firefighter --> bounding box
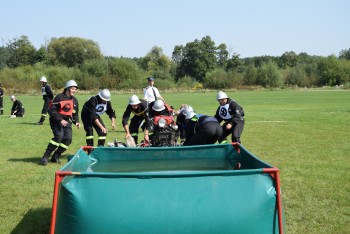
[36,76,54,125]
[175,104,193,143]
[214,91,245,143]
[40,80,80,165]
[0,83,4,115]
[10,95,25,117]
[122,95,151,144]
[144,100,173,143]
[81,89,116,147]
[183,107,223,146]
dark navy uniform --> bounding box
[81,95,116,146]
[11,99,25,117]
[214,98,245,143]
[184,115,223,146]
[42,91,79,163]
[122,99,151,144]
[37,82,54,124]
[0,84,4,115]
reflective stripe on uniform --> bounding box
[59,143,69,149]
[98,136,106,140]
[50,140,60,146]
[86,136,94,140]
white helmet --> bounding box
[65,80,78,89]
[184,106,196,119]
[217,91,228,100]
[180,105,193,114]
[10,95,15,100]
[129,95,141,105]
[152,100,165,112]
[39,76,47,82]
[98,89,111,101]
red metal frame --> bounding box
[50,171,81,234]
[263,168,284,234]
[231,142,284,234]
[50,144,284,234]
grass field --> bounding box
[0,89,349,234]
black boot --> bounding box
[36,116,45,125]
[50,153,61,164]
[0,109,3,115]
[41,143,57,165]
[40,155,50,166]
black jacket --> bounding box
[214,98,244,124]
[42,83,54,100]
[185,115,218,140]
[11,100,24,115]
[81,95,116,122]
[49,92,79,124]
[122,99,150,127]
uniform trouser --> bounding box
[184,122,223,146]
[0,97,3,115]
[39,98,51,122]
[129,116,145,144]
[83,117,107,146]
[13,108,25,117]
[43,119,72,158]
[176,113,186,140]
[219,119,245,143]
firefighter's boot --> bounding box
[50,153,61,164]
[36,116,45,125]
[40,154,50,166]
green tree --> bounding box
[226,53,244,72]
[46,37,103,67]
[339,48,350,60]
[140,46,172,80]
[6,35,37,68]
[317,55,348,86]
[216,43,229,68]
[284,65,307,87]
[34,46,47,64]
[0,46,10,69]
[171,45,184,64]
[174,36,218,82]
[278,51,299,68]
[107,57,145,90]
[203,68,230,89]
[243,65,257,85]
[81,58,109,77]
[257,61,283,87]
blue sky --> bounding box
[1,0,349,58]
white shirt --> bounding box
[143,86,161,103]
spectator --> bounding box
[143,77,164,103]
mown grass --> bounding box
[0,89,349,234]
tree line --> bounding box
[0,35,349,93]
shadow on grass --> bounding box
[10,208,51,234]
[8,156,69,165]
[8,157,42,164]
[17,121,46,125]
